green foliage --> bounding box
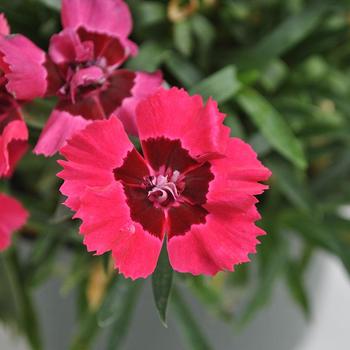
[152,241,174,326]
[1,0,350,348]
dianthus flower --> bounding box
[0,13,47,177]
[0,192,28,251]
[34,0,162,156]
[58,88,271,279]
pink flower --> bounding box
[0,13,46,177]
[0,93,28,177]
[58,88,271,279]
[34,0,162,157]
[0,192,28,251]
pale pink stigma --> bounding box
[147,170,182,205]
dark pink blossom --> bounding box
[0,192,28,251]
[58,88,271,279]
[34,0,162,157]
[0,13,46,177]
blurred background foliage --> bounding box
[1,0,350,349]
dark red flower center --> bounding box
[114,137,214,240]
[52,28,134,121]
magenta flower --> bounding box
[0,13,47,177]
[34,0,162,157]
[0,192,28,251]
[58,88,271,279]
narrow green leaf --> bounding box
[106,283,142,350]
[239,236,287,325]
[285,259,310,318]
[233,4,329,70]
[174,20,193,57]
[152,241,174,327]
[172,287,212,350]
[237,88,307,169]
[36,0,61,11]
[165,52,203,87]
[98,276,137,328]
[126,41,169,72]
[190,65,241,103]
[131,1,166,28]
[267,158,313,212]
[5,248,43,350]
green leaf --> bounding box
[174,20,193,57]
[106,282,142,350]
[152,241,174,327]
[126,41,169,72]
[130,1,166,28]
[233,4,329,70]
[165,52,203,87]
[98,277,140,328]
[267,158,313,212]
[172,287,212,350]
[237,88,307,169]
[285,259,310,318]
[4,248,43,350]
[239,236,287,325]
[36,0,60,11]
[190,65,241,103]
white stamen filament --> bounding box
[147,172,181,204]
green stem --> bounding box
[5,247,43,350]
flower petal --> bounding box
[0,13,10,36]
[49,28,93,65]
[76,183,162,279]
[0,35,47,100]
[167,205,264,275]
[34,109,90,157]
[62,0,133,40]
[57,117,134,210]
[167,138,271,275]
[116,70,163,135]
[0,193,28,251]
[208,138,272,201]
[0,118,28,178]
[136,87,230,158]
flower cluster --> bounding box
[0,0,271,279]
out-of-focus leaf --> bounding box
[248,133,271,157]
[260,59,288,92]
[239,236,287,325]
[267,158,313,212]
[190,65,241,103]
[0,255,20,326]
[165,52,203,87]
[312,147,350,194]
[152,242,174,327]
[237,88,307,169]
[285,259,310,317]
[24,228,63,287]
[36,0,60,11]
[126,41,169,72]
[98,277,139,328]
[172,287,213,350]
[174,19,193,56]
[130,1,166,28]
[232,4,329,70]
[106,282,142,350]
[280,210,350,275]
[5,249,43,350]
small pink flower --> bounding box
[0,192,28,251]
[0,13,45,177]
[0,93,28,177]
[58,88,271,279]
[34,0,162,157]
